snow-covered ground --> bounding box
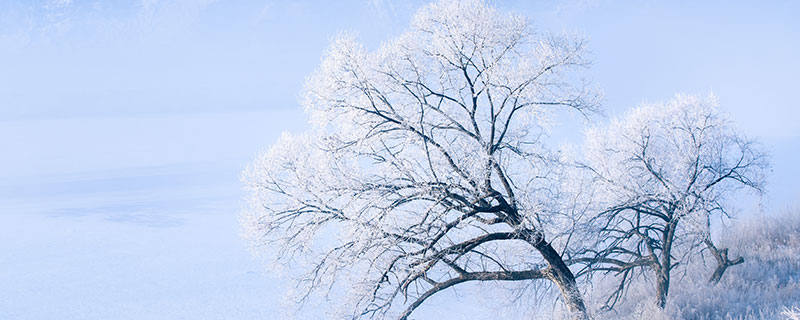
[0,111,298,319]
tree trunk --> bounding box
[533,239,589,320]
[704,239,744,284]
[655,221,675,309]
[655,269,669,309]
[709,257,743,284]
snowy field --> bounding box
[0,112,294,319]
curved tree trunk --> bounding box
[536,241,589,320]
[522,229,588,320]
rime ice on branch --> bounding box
[241,0,599,319]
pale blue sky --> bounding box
[0,1,798,319]
[1,0,797,205]
[1,1,797,132]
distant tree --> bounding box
[241,1,599,319]
[578,94,768,309]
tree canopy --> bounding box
[242,0,599,319]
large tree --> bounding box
[578,94,768,309]
[241,0,599,319]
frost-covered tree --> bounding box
[241,1,600,319]
[579,94,768,309]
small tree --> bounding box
[242,1,599,319]
[579,94,768,309]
